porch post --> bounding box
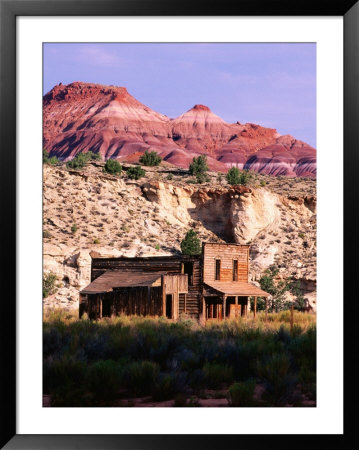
[202,295,206,322]
[254,297,257,319]
[223,295,227,319]
[161,275,166,317]
[99,297,103,319]
[235,296,238,318]
[265,297,268,322]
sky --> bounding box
[43,43,316,147]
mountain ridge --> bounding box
[43,81,316,177]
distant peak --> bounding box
[191,104,211,112]
[43,81,131,105]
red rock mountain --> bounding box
[43,82,316,177]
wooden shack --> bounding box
[79,243,270,321]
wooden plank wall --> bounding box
[163,274,188,294]
[86,286,163,319]
[203,243,249,283]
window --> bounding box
[233,260,238,281]
[215,259,221,280]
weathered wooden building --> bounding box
[80,243,270,321]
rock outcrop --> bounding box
[43,82,316,177]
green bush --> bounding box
[139,150,162,166]
[43,149,59,165]
[123,360,159,396]
[127,166,146,180]
[71,223,77,234]
[104,159,122,175]
[229,379,256,406]
[87,360,121,399]
[152,373,180,401]
[195,173,210,184]
[189,155,208,177]
[203,362,234,389]
[43,272,58,298]
[66,153,88,169]
[86,150,101,161]
[180,229,201,256]
[256,352,294,405]
[226,167,252,186]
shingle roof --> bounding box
[204,281,270,297]
[81,270,166,294]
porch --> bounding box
[202,281,270,320]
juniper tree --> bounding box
[180,229,201,256]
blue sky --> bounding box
[43,43,316,146]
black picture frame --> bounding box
[1,0,357,448]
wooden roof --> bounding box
[204,281,270,297]
[81,270,166,294]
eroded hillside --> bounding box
[43,163,316,310]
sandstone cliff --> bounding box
[43,164,316,310]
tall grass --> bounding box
[43,309,316,406]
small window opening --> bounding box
[233,260,238,281]
[215,259,221,280]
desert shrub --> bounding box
[87,360,121,399]
[256,352,295,405]
[71,223,77,233]
[180,229,201,255]
[226,167,253,186]
[43,272,58,298]
[260,180,266,187]
[66,153,88,169]
[174,393,187,407]
[86,150,101,161]
[203,362,234,389]
[195,172,210,184]
[229,379,256,406]
[139,150,162,166]
[104,159,122,175]
[43,230,52,239]
[127,166,146,180]
[44,355,87,393]
[166,173,174,181]
[151,372,185,401]
[123,360,160,396]
[50,385,93,407]
[43,149,59,165]
[43,327,68,358]
[189,155,208,177]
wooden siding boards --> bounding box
[202,243,249,284]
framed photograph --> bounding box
[1,0,356,448]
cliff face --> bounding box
[43,82,316,177]
[42,164,316,311]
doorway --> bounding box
[166,294,173,319]
[182,262,193,285]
